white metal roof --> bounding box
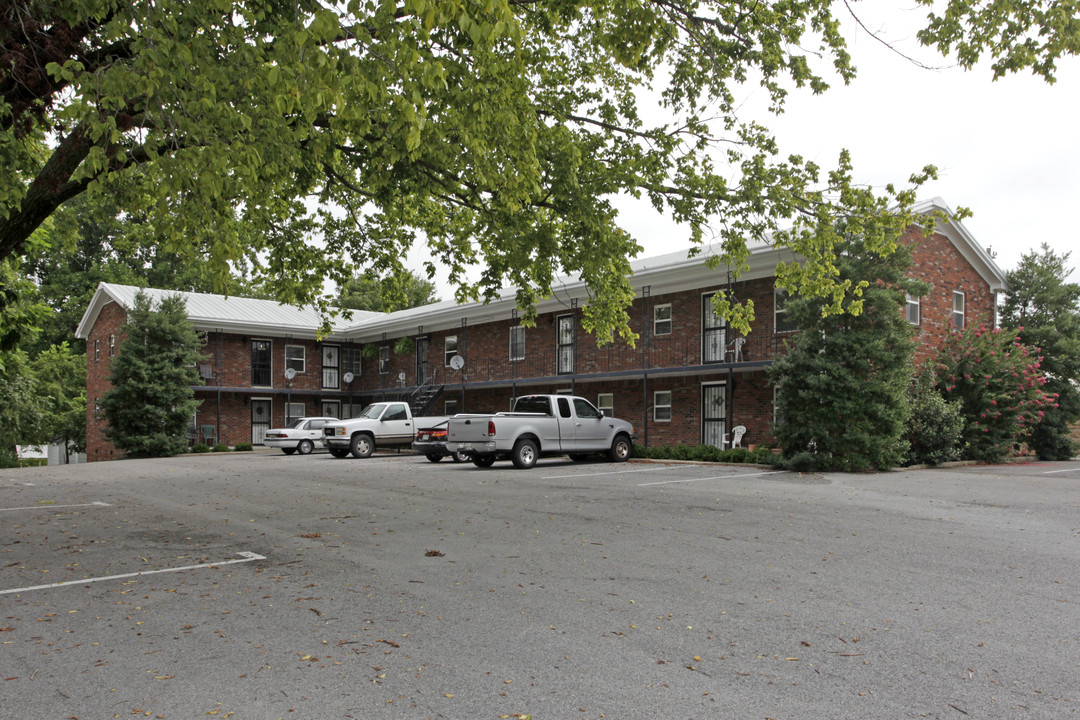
[75,283,381,340]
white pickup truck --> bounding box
[445,394,635,469]
[322,401,446,458]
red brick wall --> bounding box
[85,302,128,462]
[905,227,997,363]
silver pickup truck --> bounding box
[445,394,634,469]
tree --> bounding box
[20,192,230,355]
[999,244,1080,460]
[100,291,202,457]
[3,2,1076,341]
[32,342,87,459]
[338,270,439,313]
[0,349,46,467]
[936,323,1050,463]
[769,234,926,471]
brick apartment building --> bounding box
[75,198,1007,462]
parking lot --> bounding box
[2,453,1079,719]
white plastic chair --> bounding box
[730,425,746,448]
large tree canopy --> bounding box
[3,1,1077,339]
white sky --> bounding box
[415,5,1080,300]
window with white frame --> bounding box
[654,390,672,422]
[509,326,525,360]
[285,344,305,373]
[444,335,458,366]
[109,334,115,356]
[775,286,798,333]
[597,393,613,416]
[94,339,100,361]
[952,291,965,330]
[906,294,921,325]
[653,303,672,335]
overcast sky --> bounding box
[622,4,1079,277]
[417,5,1080,300]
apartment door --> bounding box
[416,337,431,384]
[251,398,272,444]
[702,383,727,448]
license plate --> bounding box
[457,443,473,451]
[419,434,430,441]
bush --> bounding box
[905,365,963,466]
[190,443,210,453]
[234,442,253,452]
[782,451,831,473]
[211,443,230,452]
[630,443,776,465]
[937,323,1050,463]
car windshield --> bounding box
[358,404,386,419]
[285,418,306,429]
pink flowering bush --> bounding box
[936,322,1050,463]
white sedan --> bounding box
[263,417,338,455]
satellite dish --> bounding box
[343,372,354,384]
[284,367,297,380]
[450,354,465,370]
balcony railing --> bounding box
[439,332,786,386]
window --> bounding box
[342,345,362,379]
[654,391,672,422]
[445,399,459,415]
[444,336,458,366]
[775,286,798,333]
[509,326,525,360]
[379,345,390,374]
[286,402,305,425]
[556,315,574,374]
[94,339,100,362]
[108,334,116,356]
[906,294,921,325]
[952,291,965,330]
[251,339,272,387]
[702,292,727,363]
[285,344,305,373]
[322,345,339,389]
[597,393,613,416]
[653,304,672,336]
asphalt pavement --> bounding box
[2,452,1078,719]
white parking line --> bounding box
[0,552,266,595]
[0,501,111,513]
[543,465,686,480]
[638,470,787,486]
[1042,466,1080,474]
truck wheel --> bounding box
[350,433,374,459]
[328,447,350,458]
[472,454,496,468]
[511,439,538,469]
[451,451,466,463]
[297,439,314,455]
[426,454,443,463]
[609,434,632,463]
